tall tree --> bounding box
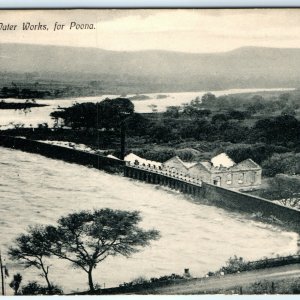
[45,209,160,293]
[8,226,54,293]
[50,97,134,130]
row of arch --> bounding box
[124,165,203,197]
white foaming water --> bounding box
[0,88,295,129]
[0,147,298,293]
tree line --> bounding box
[49,93,300,176]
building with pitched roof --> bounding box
[162,153,262,190]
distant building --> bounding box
[162,153,262,190]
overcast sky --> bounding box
[1,9,300,53]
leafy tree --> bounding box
[150,124,175,142]
[8,226,55,293]
[201,92,216,106]
[219,255,249,274]
[262,152,300,176]
[9,273,22,295]
[179,123,199,139]
[279,93,291,105]
[148,104,158,113]
[164,106,180,118]
[50,98,134,130]
[281,106,296,117]
[125,113,151,136]
[245,95,266,114]
[258,175,300,210]
[227,109,247,120]
[212,113,229,124]
[97,98,134,129]
[253,115,300,145]
[45,209,160,293]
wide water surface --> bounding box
[0,147,298,293]
[0,88,294,129]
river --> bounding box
[0,88,295,129]
[0,147,298,293]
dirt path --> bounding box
[138,264,300,294]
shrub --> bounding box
[262,152,300,177]
[219,255,250,274]
[246,280,276,294]
[21,281,63,295]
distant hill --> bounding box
[1,43,300,92]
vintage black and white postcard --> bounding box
[0,8,299,296]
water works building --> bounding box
[162,153,262,191]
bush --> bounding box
[262,152,300,176]
[219,255,250,274]
[247,280,276,294]
[21,281,63,295]
[134,149,176,162]
[175,148,200,161]
[220,143,289,165]
[119,273,185,289]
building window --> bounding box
[226,173,232,185]
[213,176,221,186]
[238,173,244,184]
[250,171,255,184]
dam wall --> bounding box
[0,135,125,173]
[125,165,300,230]
[1,135,299,230]
[201,182,300,229]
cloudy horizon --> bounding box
[1,9,300,53]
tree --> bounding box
[227,109,246,120]
[8,226,54,294]
[201,92,216,106]
[9,273,22,295]
[219,255,249,274]
[212,113,228,123]
[258,175,300,210]
[253,115,300,145]
[149,123,175,142]
[45,209,160,293]
[50,98,134,130]
[281,105,296,117]
[148,104,158,113]
[97,98,134,129]
[164,106,180,118]
[125,113,151,136]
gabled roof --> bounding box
[211,153,235,168]
[198,161,212,171]
[231,158,261,171]
[163,156,198,169]
[182,162,198,168]
[163,156,189,169]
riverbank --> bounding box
[0,101,48,110]
[71,256,300,295]
[116,263,300,295]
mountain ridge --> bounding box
[1,43,300,91]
